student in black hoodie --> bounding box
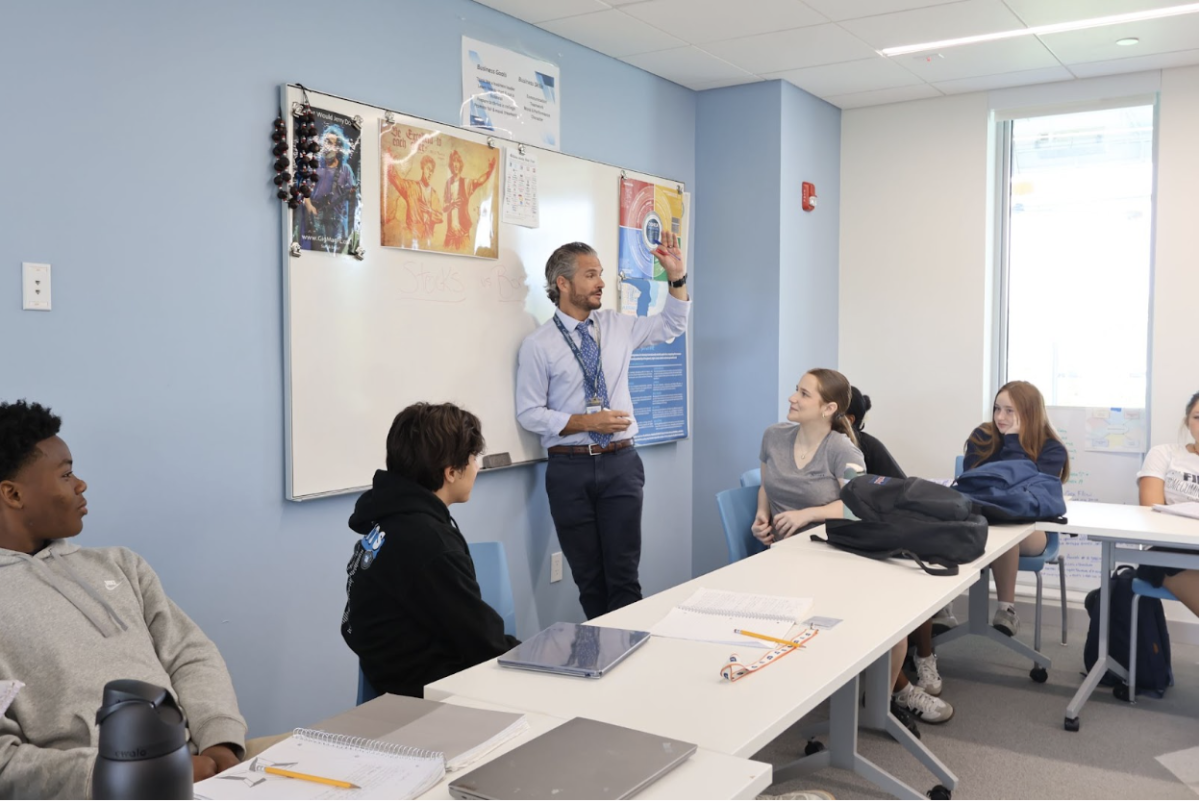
[341,402,519,698]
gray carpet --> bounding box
[754,626,1199,799]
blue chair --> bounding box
[740,468,761,487]
[357,540,517,705]
[717,486,767,563]
[954,455,1068,649]
[467,541,517,637]
[1128,578,1177,702]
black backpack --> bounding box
[812,475,989,576]
[1084,566,1173,698]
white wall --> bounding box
[839,68,1199,478]
[838,92,992,478]
[1150,67,1200,445]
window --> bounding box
[998,104,1155,408]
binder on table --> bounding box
[448,716,697,800]
[193,727,444,800]
[310,694,528,771]
[650,588,813,646]
[496,622,650,678]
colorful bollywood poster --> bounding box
[292,107,362,256]
[618,178,689,446]
[380,122,499,259]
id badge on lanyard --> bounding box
[586,396,604,415]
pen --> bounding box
[263,765,360,789]
[733,628,810,648]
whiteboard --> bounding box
[1018,406,1145,593]
[281,86,685,500]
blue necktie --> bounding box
[577,319,611,447]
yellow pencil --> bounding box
[733,628,804,648]
[264,765,360,789]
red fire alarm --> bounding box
[802,182,817,212]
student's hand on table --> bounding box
[772,509,813,539]
[193,744,240,781]
[752,511,774,544]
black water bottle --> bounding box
[92,679,193,800]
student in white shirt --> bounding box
[1135,392,1199,615]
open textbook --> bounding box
[650,588,813,647]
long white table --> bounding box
[422,696,772,800]
[1036,501,1199,731]
[429,522,1035,798]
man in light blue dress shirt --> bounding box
[515,236,690,618]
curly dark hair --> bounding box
[0,400,62,482]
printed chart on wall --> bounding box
[617,177,688,446]
[1016,407,1146,594]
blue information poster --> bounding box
[618,177,689,446]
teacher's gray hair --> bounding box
[545,242,596,305]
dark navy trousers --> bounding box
[545,446,645,620]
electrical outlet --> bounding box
[22,262,51,311]
[550,552,563,583]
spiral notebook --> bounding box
[194,728,444,800]
[650,588,813,647]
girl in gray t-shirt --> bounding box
[752,371,864,544]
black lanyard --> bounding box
[553,314,604,402]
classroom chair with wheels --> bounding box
[356,540,517,705]
[954,455,1068,655]
[740,467,761,487]
[717,485,767,564]
[1124,578,1178,703]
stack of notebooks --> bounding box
[194,695,527,800]
[650,588,813,647]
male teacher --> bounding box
[516,234,690,619]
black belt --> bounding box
[547,439,635,456]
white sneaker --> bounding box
[895,683,954,723]
[914,653,943,696]
[931,604,958,632]
[992,606,1020,637]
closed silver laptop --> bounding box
[496,622,650,678]
[449,717,697,800]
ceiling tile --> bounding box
[894,35,1061,81]
[692,75,769,91]
[1039,15,1200,64]
[839,0,1027,50]
[932,65,1074,93]
[765,57,926,96]
[1068,47,1200,76]
[621,0,827,43]
[802,0,965,22]
[538,9,687,57]
[823,83,944,107]
[704,23,878,74]
[621,46,757,88]
[472,0,609,24]
[1000,0,1190,27]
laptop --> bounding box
[448,717,697,800]
[496,622,650,678]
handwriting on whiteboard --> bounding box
[397,260,528,304]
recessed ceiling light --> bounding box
[880,3,1197,56]
[1116,37,1141,46]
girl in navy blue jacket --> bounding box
[963,381,1070,638]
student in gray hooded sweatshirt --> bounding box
[0,400,247,799]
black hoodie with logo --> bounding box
[341,470,519,697]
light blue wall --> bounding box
[0,0,695,737]
[778,82,841,411]
[691,82,784,576]
[691,81,841,577]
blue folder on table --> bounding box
[497,622,650,678]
